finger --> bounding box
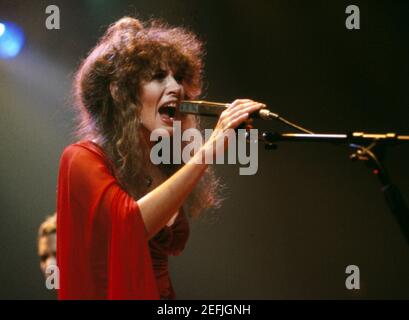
[223,99,266,118]
[229,99,253,108]
[229,99,266,109]
[228,100,266,115]
[228,102,266,119]
[217,111,243,130]
[225,112,250,129]
[222,101,258,118]
[219,103,261,129]
[226,99,253,110]
[231,102,265,115]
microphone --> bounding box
[179,100,279,120]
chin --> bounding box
[148,122,174,136]
[162,125,175,136]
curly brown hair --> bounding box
[72,16,221,217]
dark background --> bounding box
[1,0,408,299]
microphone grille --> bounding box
[259,109,279,120]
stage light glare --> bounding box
[0,21,25,59]
[0,23,5,37]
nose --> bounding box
[165,73,183,98]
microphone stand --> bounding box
[257,130,409,246]
[193,102,409,245]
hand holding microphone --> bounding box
[180,99,313,135]
[196,99,266,159]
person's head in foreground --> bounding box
[38,213,57,277]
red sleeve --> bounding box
[56,141,159,299]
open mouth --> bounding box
[158,102,177,125]
[159,105,176,118]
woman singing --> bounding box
[57,16,265,299]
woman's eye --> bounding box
[152,71,167,81]
[174,74,184,83]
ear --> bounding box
[110,82,119,101]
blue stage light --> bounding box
[0,21,25,59]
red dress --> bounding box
[56,140,189,300]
